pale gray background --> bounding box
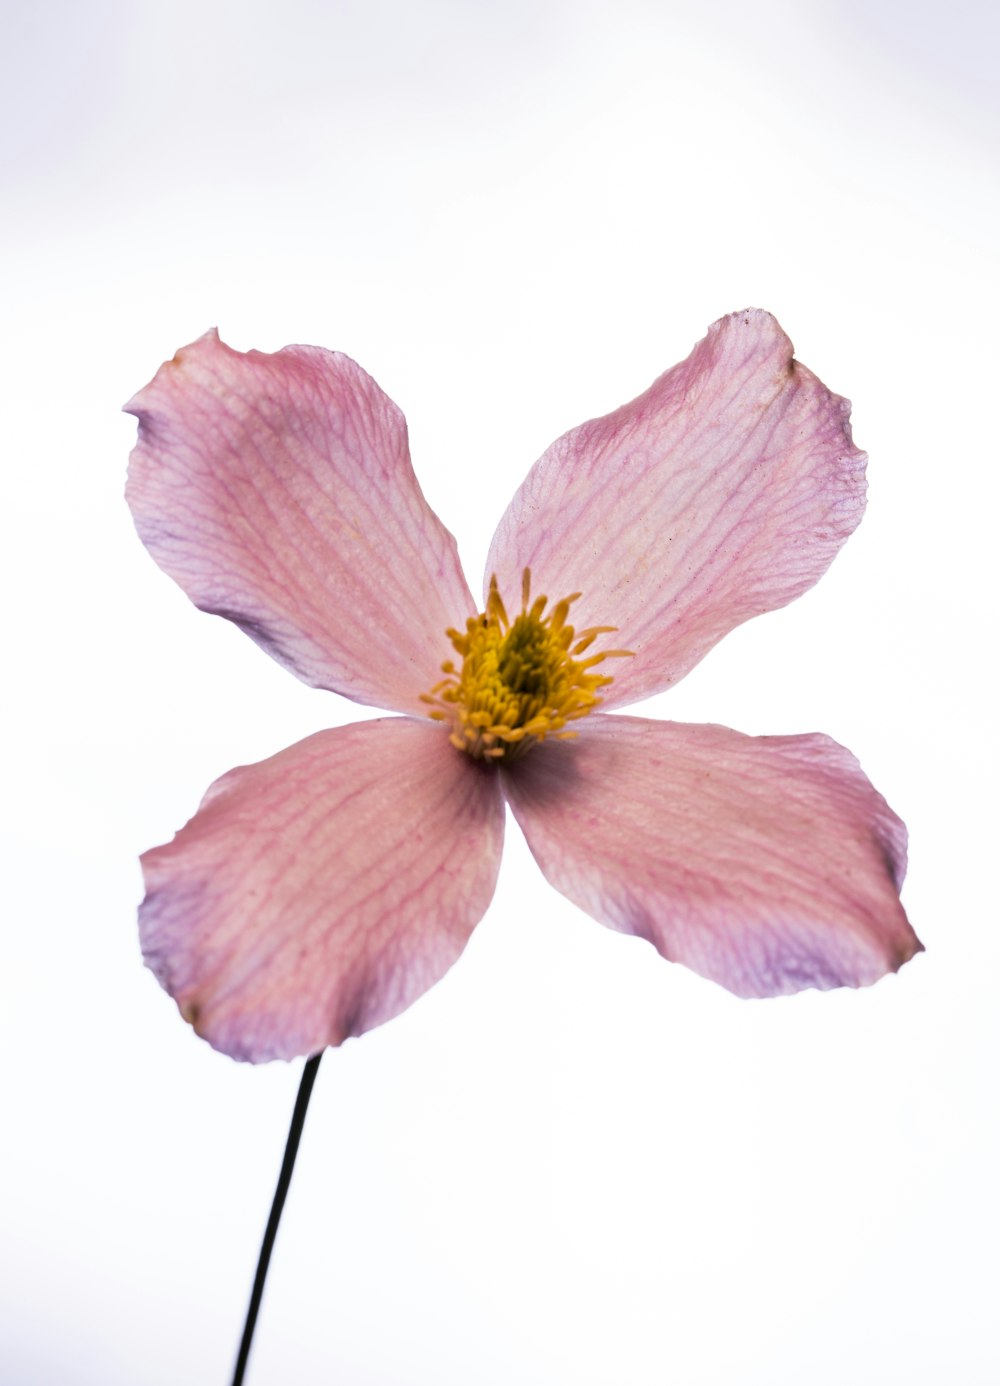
[2,1,997,1382]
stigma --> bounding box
[422,569,630,762]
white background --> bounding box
[2,1,998,1382]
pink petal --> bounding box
[503,716,921,998]
[140,718,504,1061]
[487,310,867,708]
[126,331,474,717]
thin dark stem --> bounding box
[231,1051,323,1386]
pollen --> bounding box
[422,569,631,762]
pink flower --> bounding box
[126,310,922,1063]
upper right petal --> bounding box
[125,331,474,716]
[487,311,866,708]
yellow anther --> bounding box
[425,568,630,762]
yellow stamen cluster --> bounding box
[423,569,630,762]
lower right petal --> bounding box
[503,715,922,1000]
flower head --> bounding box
[126,310,922,1062]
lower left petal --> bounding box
[503,715,921,999]
[140,719,505,1061]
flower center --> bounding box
[423,569,630,762]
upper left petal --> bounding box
[140,718,505,1061]
[125,331,474,716]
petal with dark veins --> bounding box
[126,331,473,716]
[140,718,504,1061]
[487,310,866,708]
[503,715,921,999]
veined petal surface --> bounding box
[503,716,920,998]
[126,331,474,716]
[140,719,504,1061]
[487,310,866,708]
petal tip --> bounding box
[707,305,787,347]
[123,328,224,417]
